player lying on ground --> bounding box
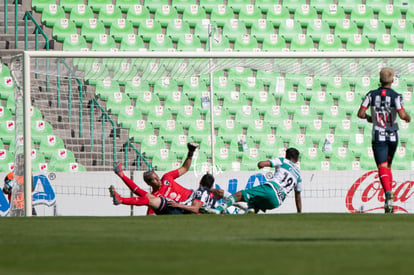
[213,148,302,214]
[112,142,199,215]
[109,173,217,214]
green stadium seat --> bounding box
[109,19,135,43]
[234,106,261,129]
[41,4,66,28]
[90,34,117,51]
[98,5,124,28]
[0,105,12,122]
[200,0,223,13]
[30,106,43,122]
[299,147,326,170]
[394,0,414,13]
[175,105,203,128]
[38,135,66,160]
[365,0,391,13]
[238,4,263,27]
[318,34,344,51]
[157,120,186,143]
[321,4,346,28]
[0,69,14,101]
[251,19,275,43]
[88,0,112,12]
[146,105,173,129]
[166,19,191,43]
[187,119,212,139]
[282,0,307,13]
[378,5,403,28]
[255,0,277,12]
[266,4,290,27]
[240,147,263,171]
[106,92,132,116]
[261,34,287,51]
[0,120,15,145]
[227,0,251,13]
[217,120,244,143]
[346,34,372,51]
[52,19,78,43]
[362,19,387,43]
[153,77,178,100]
[307,19,331,43]
[293,105,319,126]
[255,70,281,86]
[329,147,357,170]
[151,149,181,171]
[210,5,235,27]
[293,4,318,28]
[337,91,359,114]
[154,5,179,27]
[119,34,146,51]
[193,19,211,43]
[182,5,208,27]
[303,119,331,144]
[83,61,109,85]
[176,34,203,51]
[290,34,316,51]
[116,0,140,12]
[402,37,414,51]
[80,19,106,43]
[30,149,48,172]
[31,120,54,144]
[352,76,379,92]
[164,91,191,114]
[116,105,137,129]
[337,0,362,13]
[144,0,169,13]
[374,34,400,51]
[233,34,259,52]
[126,5,151,27]
[390,19,414,43]
[94,78,121,101]
[278,19,303,43]
[222,19,247,42]
[309,0,335,13]
[349,5,375,28]
[128,120,155,143]
[334,19,359,43]
[148,34,175,51]
[167,134,190,157]
[112,61,140,85]
[48,149,81,172]
[138,19,163,42]
[69,4,94,28]
[32,0,55,12]
[172,0,197,13]
[228,67,253,84]
[0,149,14,172]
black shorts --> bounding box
[155,197,184,215]
[372,131,398,166]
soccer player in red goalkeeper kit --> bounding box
[358,67,411,213]
[111,142,199,215]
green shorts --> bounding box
[240,183,282,212]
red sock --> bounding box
[121,175,148,197]
[121,196,150,206]
[378,166,392,193]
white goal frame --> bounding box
[20,50,414,216]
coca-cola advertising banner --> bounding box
[2,170,412,216]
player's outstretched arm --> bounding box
[398,109,411,123]
[295,191,302,213]
[177,142,199,176]
[167,199,203,214]
[258,160,272,169]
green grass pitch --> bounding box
[0,214,413,275]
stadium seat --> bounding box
[230,66,253,84]
[171,0,197,12]
[30,106,43,122]
[334,19,359,43]
[0,105,12,122]
[31,120,54,144]
[377,5,403,28]
[233,106,261,129]
[329,147,357,170]
[309,0,335,13]
[233,34,259,52]
[98,5,123,28]
[138,19,163,42]
[349,5,375,28]
[116,105,137,129]
[266,4,290,27]
[282,0,307,13]
[128,120,155,143]
[222,19,248,42]
[157,120,185,143]
[337,0,362,13]
[154,5,179,27]
[217,119,244,143]
[199,0,223,13]
[318,34,344,51]
[90,35,117,52]
[187,119,212,139]
[176,34,203,51]
[109,19,135,43]
[167,134,190,157]
[255,0,276,12]
[88,0,113,12]
[210,5,235,27]
[175,105,203,128]
[83,61,109,85]
[238,4,263,27]
[69,4,94,27]
[320,4,346,28]
[374,34,400,51]
[193,19,211,43]
[166,19,191,43]
[146,105,173,129]
[153,77,178,100]
[0,149,14,172]
[366,0,393,13]
[393,147,414,170]
[38,135,66,160]
[116,0,139,12]
[346,34,372,51]
[182,5,208,27]
[227,0,251,13]
[261,34,287,51]
[293,4,318,28]
[307,19,331,43]
[48,149,78,172]
[94,78,121,101]
[251,19,275,43]
[144,0,169,13]
[164,91,191,114]
[390,19,414,43]
[30,149,47,172]
[402,36,414,51]
[0,120,15,145]
[336,91,359,114]
[41,4,66,28]
[303,119,331,144]
[119,34,146,51]
[32,0,55,12]
[52,19,78,43]
[126,5,151,27]
[151,149,181,171]
[290,34,316,51]
[299,147,326,170]
[240,147,263,171]
[80,19,106,43]
[394,0,414,13]
[277,19,303,43]
[106,92,132,116]
[362,19,387,43]
[148,34,174,51]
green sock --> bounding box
[225,195,237,208]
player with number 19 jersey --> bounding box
[267,157,302,202]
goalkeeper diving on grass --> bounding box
[213,147,302,214]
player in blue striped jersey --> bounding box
[214,148,302,214]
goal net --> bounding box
[7,51,414,216]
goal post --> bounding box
[13,50,414,216]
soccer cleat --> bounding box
[384,191,394,213]
[113,162,124,177]
[109,185,122,205]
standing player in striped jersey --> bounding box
[214,148,302,214]
[357,68,411,213]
